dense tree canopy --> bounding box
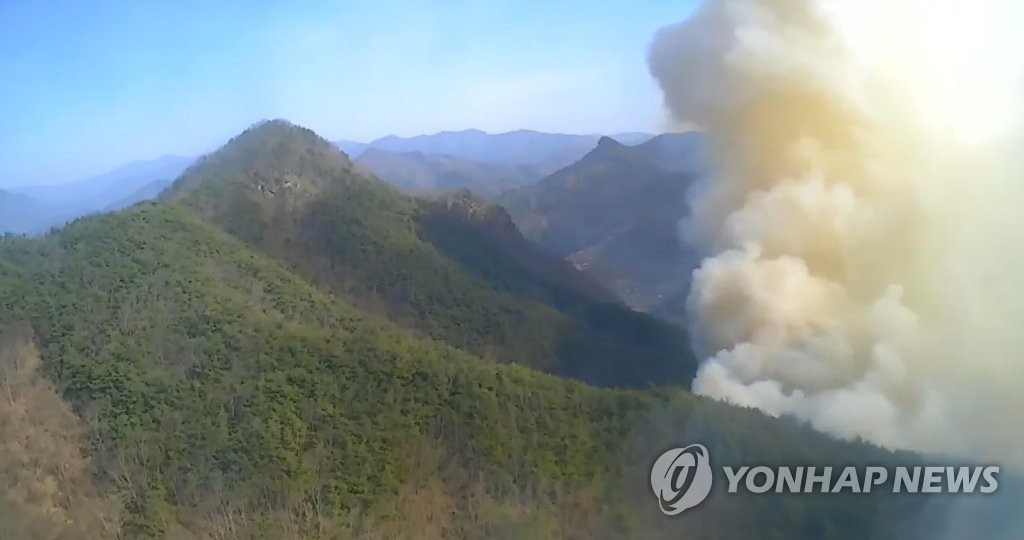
[0,121,1017,539]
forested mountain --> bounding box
[2,121,1019,539]
[1,203,1003,539]
[336,129,654,171]
[500,133,707,323]
[159,120,696,389]
[354,148,546,198]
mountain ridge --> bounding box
[3,154,194,234]
[12,154,192,207]
[334,129,655,168]
[500,131,708,321]
[161,119,699,389]
[0,189,51,235]
[354,147,547,198]
[1,120,1019,538]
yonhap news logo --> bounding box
[650,444,1000,516]
[650,444,714,515]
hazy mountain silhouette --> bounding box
[354,148,547,198]
[500,132,708,322]
[5,155,193,233]
[0,190,51,234]
[103,177,178,212]
[336,129,654,172]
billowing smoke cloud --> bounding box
[650,0,1024,466]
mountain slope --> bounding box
[0,325,121,538]
[0,204,994,539]
[499,133,707,322]
[6,155,194,234]
[161,120,696,389]
[0,190,51,234]
[14,154,192,211]
[355,148,546,198]
[104,177,176,211]
[335,139,369,157]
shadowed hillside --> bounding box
[500,133,707,323]
[161,120,698,389]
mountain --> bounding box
[631,131,710,172]
[335,139,369,157]
[335,129,655,171]
[1,194,991,540]
[103,177,177,212]
[11,154,193,220]
[354,148,547,198]
[2,155,192,235]
[161,120,695,389]
[609,132,655,145]
[0,190,51,234]
[499,133,708,322]
[1,120,1019,538]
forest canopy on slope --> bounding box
[0,203,990,540]
[160,120,697,389]
[0,121,1019,539]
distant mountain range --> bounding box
[0,189,51,235]
[13,154,192,209]
[353,148,548,198]
[0,119,1015,538]
[336,129,654,168]
[2,127,710,328]
[3,129,664,235]
[2,127,712,328]
[499,132,709,322]
[2,155,193,234]
[103,177,178,212]
[343,129,658,198]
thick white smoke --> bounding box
[650,0,1024,466]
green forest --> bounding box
[0,121,1013,539]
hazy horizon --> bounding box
[2,125,669,189]
[0,0,700,187]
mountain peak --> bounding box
[596,136,625,149]
[635,131,710,173]
[162,120,359,208]
[229,119,326,148]
[443,128,487,136]
[582,136,632,163]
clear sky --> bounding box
[0,0,699,186]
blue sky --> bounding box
[0,0,698,185]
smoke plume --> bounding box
[649,0,1024,466]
